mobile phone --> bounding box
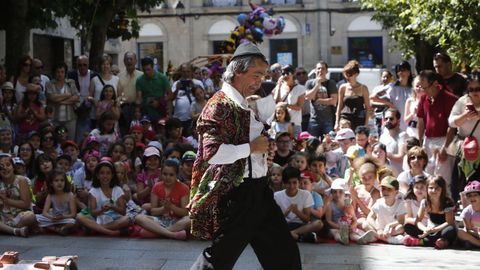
[467,104,476,112]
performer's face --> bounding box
[233,59,268,98]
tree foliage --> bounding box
[0,0,162,74]
[360,0,480,70]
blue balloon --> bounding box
[237,13,247,25]
[259,12,269,19]
[252,27,264,41]
[276,16,286,31]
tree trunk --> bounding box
[414,38,436,72]
[4,0,30,79]
[88,0,129,71]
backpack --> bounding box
[463,120,480,161]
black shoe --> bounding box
[299,232,317,243]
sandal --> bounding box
[13,226,28,237]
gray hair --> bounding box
[223,55,268,84]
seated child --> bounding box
[61,140,84,175]
[352,159,381,230]
[76,160,130,236]
[403,176,457,248]
[36,170,77,235]
[325,178,375,245]
[268,164,283,192]
[457,181,480,248]
[364,176,406,244]
[309,154,332,198]
[179,151,195,187]
[300,172,324,220]
[274,167,323,243]
[134,159,189,240]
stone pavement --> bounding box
[0,235,479,269]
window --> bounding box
[204,0,242,7]
[270,39,298,67]
[263,0,301,5]
[348,37,383,68]
[137,42,164,72]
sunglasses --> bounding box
[409,155,426,161]
[43,136,54,141]
[468,87,480,93]
[23,62,31,67]
[282,72,292,76]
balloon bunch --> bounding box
[222,1,286,53]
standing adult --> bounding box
[295,66,310,131]
[448,77,480,201]
[13,55,32,103]
[417,70,457,191]
[31,58,50,103]
[335,60,371,131]
[118,51,143,136]
[189,43,301,270]
[370,70,393,133]
[136,57,172,124]
[14,84,45,144]
[273,65,306,138]
[305,61,338,138]
[172,63,204,137]
[88,54,119,127]
[373,61,412,131]
[68,55,98,144]
[46,62,80,140]
[433,52,468,98]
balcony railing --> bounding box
[203,0,243,7]
[262,0,303,4]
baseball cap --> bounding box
[380,176,399,190]
[329,178,349,194]
[345,145,360,159]
[300,171,315,183]
[130,124,144,133]
[1,82,14,91]
[297,131,312,141]
[13,157,25,166]
[182,151,196,162]
[144,146,161,158]
[335,128,355,141]
[61,140,78,150]
[464,180,480,195]
[140,115,151,123]
[147,141,163,152]
[158,117,168,126]
[86,135,99,144]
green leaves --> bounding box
[360,0,480,69]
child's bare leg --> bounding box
[135,215,186,240]
[458,230,480,247]
[291,220,323,236]
[330,229,341,242]
[390,224,405,236]
[167,216,191,232]
[103,216,129,231]
[76,214,120,236]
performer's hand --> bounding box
[250,136,269,154]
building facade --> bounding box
[119,0,403,74]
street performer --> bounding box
[189,42,302,270]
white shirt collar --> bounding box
[221,82,248,109]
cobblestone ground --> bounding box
[1,235,479,269]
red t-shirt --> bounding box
[152,181,189,219]
[417,89,457,138]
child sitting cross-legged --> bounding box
[274,167,323,243]
[363,176,406,244]
[457,181,480,249]
[325,178,376,245]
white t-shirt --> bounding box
[371,197,406,230]
[92,75,119,101]
[89,186,124,224]
[379,129,408,173]
[274,189,314,224]
[172,79,204,121]
[280,84,306,126]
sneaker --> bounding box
[403,235,421,246]
[387,235,405,245]
[357,230,376,245]
[435,238,449,249]
[339,224,349,245]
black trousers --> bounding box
[404,223,457,247]
[204,178,301,270]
